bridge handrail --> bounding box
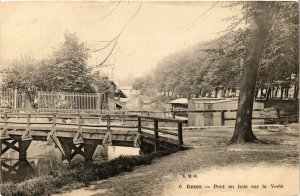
[137,115,188,124]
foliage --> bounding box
[40,32,94,93]
[133,2,298,100]
[1,32,113,106]
[92,71,115,95]
[1,55,43,104]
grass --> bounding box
[0,150,174,196]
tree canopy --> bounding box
[133,2,299,100]
[1,32,112,103]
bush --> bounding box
[1,151,173,196]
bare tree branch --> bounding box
[99,1,121,20]
[93,36,118,52]
[186,2,219,30]
[94,2,142,68]
[199,13,253,51]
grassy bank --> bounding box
[0,151,173,196]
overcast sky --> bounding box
[0,1,241,82]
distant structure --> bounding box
[168,98,188,111]
[107,80,127,110]
[188,98,264,126]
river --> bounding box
[0,141,140,183]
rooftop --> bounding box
[169,98,188,104]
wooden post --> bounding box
[14,89,18,109]
[84,141,98,162]
[138,117,141,134]
[78,115,82,129]
[0,113,9,139]
[178,122,183,147]
[221,111,225,126]
[37,91,40,109]
[122,112,125,123]
[154,120,159,152]
[73,114,84,145]
[52,114,56,129]
[276,108,280,124]
[98,115,102,124]
[172,112,176,119]
[107,115,110,132]
[22,114,32,141]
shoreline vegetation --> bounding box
[0,150,174,196]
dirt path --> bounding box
[59,124,299,196]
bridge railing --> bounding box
[0,112,188,150]
[136,115,187,150]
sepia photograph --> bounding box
[0,1,299,195]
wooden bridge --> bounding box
[0,112,187,162]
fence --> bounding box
[0,90,26,109]
[37,91,106,110]
[0,90,107,110]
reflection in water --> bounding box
[1,145,140,183]
[1,160,35,183]
[107,146,140,160]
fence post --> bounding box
[178,122,183,147]
[221,110,225,126]
[107,115,111,132]
[172,111,176,119]
[138,117,141,134]
[276,108,280,124]
[52,114,56,131]
[21,114,32,141]
[73,114,84,144]
[14,89,18,109]
[154,120,159,152]
[37,91,40,109]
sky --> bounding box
[0,1,241,82]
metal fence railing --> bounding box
[0,90,106,110]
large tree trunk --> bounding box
[230,2,273,144]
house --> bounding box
[106,80,128,110]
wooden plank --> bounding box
[138,115,187,123]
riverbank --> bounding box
[0,151,174,196]
[60,124,299,196]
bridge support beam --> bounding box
[0,138,32,161]
[58,138,98,162]
[84,142,98,162]
[18,140,32,161]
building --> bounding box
[188,98,265,126]
[106,80,128,110]
[169,98,188,111]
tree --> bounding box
[41,32,94,93]
[230,2,275,143]
[2,32,98,107]
[1,55,42,105]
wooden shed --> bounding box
[188,98,265,126]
